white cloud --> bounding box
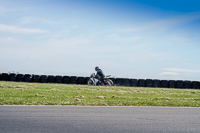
[119,12,200,33]
[0,5,10,16]
[160,72,178,76]
[19,16,60,25]
[150,12,200,29]
[106,34,141,43]
[160,68,200,80]
[0,37,22,44]
[164,68,200,73]
[19,17,34,25]
[0,24,49,34]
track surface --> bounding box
[0,106,200,133]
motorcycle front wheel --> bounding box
[87,79,94,86]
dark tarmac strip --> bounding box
[0,105,200,133]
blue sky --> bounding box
[0,0,200,80]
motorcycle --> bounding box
[87,73,114,86]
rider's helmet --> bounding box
[95,66,99,71]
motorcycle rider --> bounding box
[95,66,105,85]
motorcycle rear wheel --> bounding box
[106,79,113,86]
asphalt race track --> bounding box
[0,106,200,133]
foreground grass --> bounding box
[0,81,200,107]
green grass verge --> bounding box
[0,81,200,107]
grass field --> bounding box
[0,81,200,107]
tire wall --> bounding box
[0,73,200,89]
[55,76,62,83]
[32,75,40,83]
[77,77,85,85]
[184,81,191,89]
[9,73,16,81]
[130,79,138,87]
[115,78,123,86]
[47,75,55,83]
[138,79,145,87]
[161,80,168,88]
[146,79,153,87]
[1,73,9,81]
[121,78,130,86]
[84,77,90,85]
[169,80,176,88]
[153,79,161,87]
[40,75,47,83]
[70,76,77,84]
[176,80,184,88]
[62,76,70,84]
[16,74,23,82]
[23,74,32,82]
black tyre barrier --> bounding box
[115,78,123,86]
[62,76,70,84]
[47,75,55,83]
[130,79,138,87]
[176,80,184,88]
[121,78,130,86]
[161,80,168,88]
[40,75,47,83]
[109,78,116,84]
[168,80,176,88]
[23,74,32,82]
[184,81,192,89]
[1,73,9,81]
[192,81,200,89]
[16,74,23,82]
[153,79,161,87]
[1,72,200,89]
[70,76,77,84]
[77,77,85,84]
[9,73,16,81]
[84,77,90,84]
[146,79,153,87]
[32,75,40,82]
[138,79,145,87]
[55,76,62,83]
